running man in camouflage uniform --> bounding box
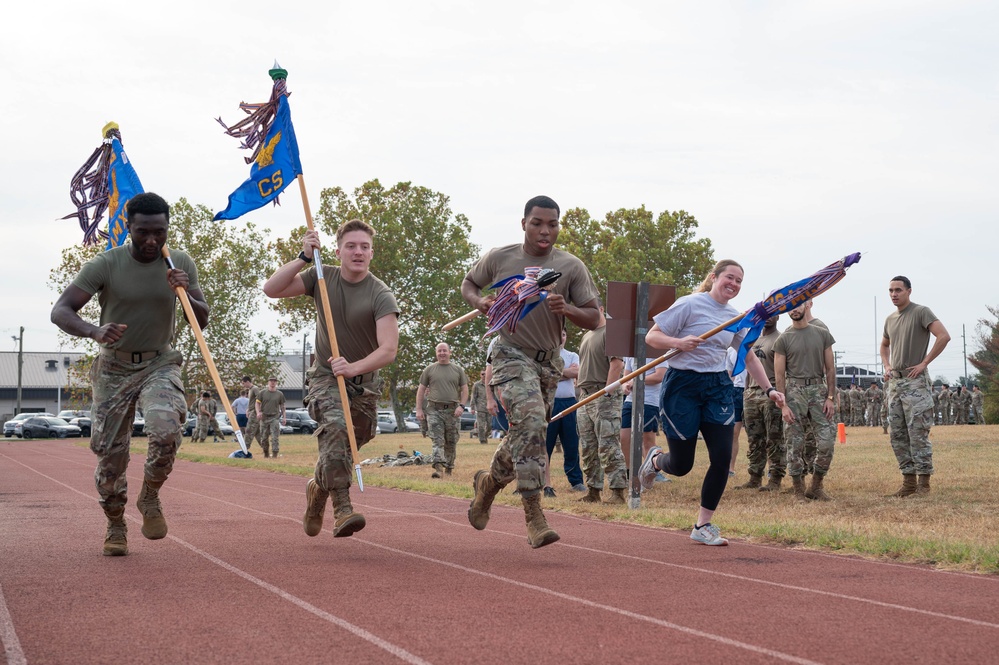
[51,192,207,556]
[470,378,490,444]
[774,302,838,501]
[576,309,627,504]
[264,221,399,538]
[971,385,985,424]
[462,195,600,548]
[416,343,469,478]
[881,275,951,497]
[737,314,786,492]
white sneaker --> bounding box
[690,523,728,546]
[639,446,662,490]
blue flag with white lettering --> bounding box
[105,137,144,249]
[213,96,303,221]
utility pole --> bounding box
[963,324,968,385]
[15,327,23,415]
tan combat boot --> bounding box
[758,475,783,493]
[103,508,128,556]
[467,470,502,530]
[136,479,168,539]
[303,479,329,537]
[522,493,560,549]
[579,487,602,503]
[330,488,366,537]
[916,474,931,495]
[431,462,443,479]
[604,488,627,505]
[890,474,918,498]
[791,475,807,502]
[736,473,763,490]
[805,473,832,501]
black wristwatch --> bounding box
[765,387,776,397]
[297,251,313,263]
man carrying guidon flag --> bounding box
[461,194,601,549]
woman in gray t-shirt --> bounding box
[638,260,785,546]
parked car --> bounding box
[214,413,234,436]
[183,413,233,437]
[376,410,401,433]
[132,413,145,436]
[18,416,82,439]
[284,410,318,434]
[60,410,93,437]
[459,406,476,431]
[5,412,54,437]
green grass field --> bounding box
[132,423,999,574]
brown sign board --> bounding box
[605,282,676,357]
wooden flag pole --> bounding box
[161,246,247,454]
[442,309,481,331]
[550,311,748,422]
[296,174,364,490]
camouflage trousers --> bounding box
[306,371,379,491]
[578,391,627,490]
[195,414,214,442]
[474,411,490,443]
[742,387,786,478]
[90,350,186,515]
[887,374,934,475]
[427,401,460,470]
[244,412,260,451]
[869,398,883,427]
[972,402,985,425]
[783,384,836,477]
[259,416,282,455]
[486,342,563,496]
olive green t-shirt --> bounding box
[466,244,598,352]
[419,362,468,404]
[774,324,836,379]
[300,266,400,371]
[256,389,286,418]
[72,245,198,353]
[577,325,620,393]
[745,328,780,389]
[883,303,938,371]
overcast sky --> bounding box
[2,1,995,383]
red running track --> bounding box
[2,439,998,665]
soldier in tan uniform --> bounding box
[416,343,469,478]
[470,378,490,444]
[264,220,400,538]
[51,192,207,556]
[881,275,950,497]
[462,195,600,549]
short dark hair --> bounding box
[890,275,911,289]
[242,376,252,382]
[126,192,170,222]
[524,195,560,219]
[202,391,210,397]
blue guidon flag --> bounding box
[63,122,144,249]
[213,64,303,221]
[726,253,862,375]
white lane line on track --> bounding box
[22,449,999,628]
[0,454,431,665]
[0,581,28,665]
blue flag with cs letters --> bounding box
[213,95,303,221]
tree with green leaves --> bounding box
[969,305,999,423]
[556,205,715,347]
[48,198,281,406]
[268,180,483,425]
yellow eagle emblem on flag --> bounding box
[255,131,282,168]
